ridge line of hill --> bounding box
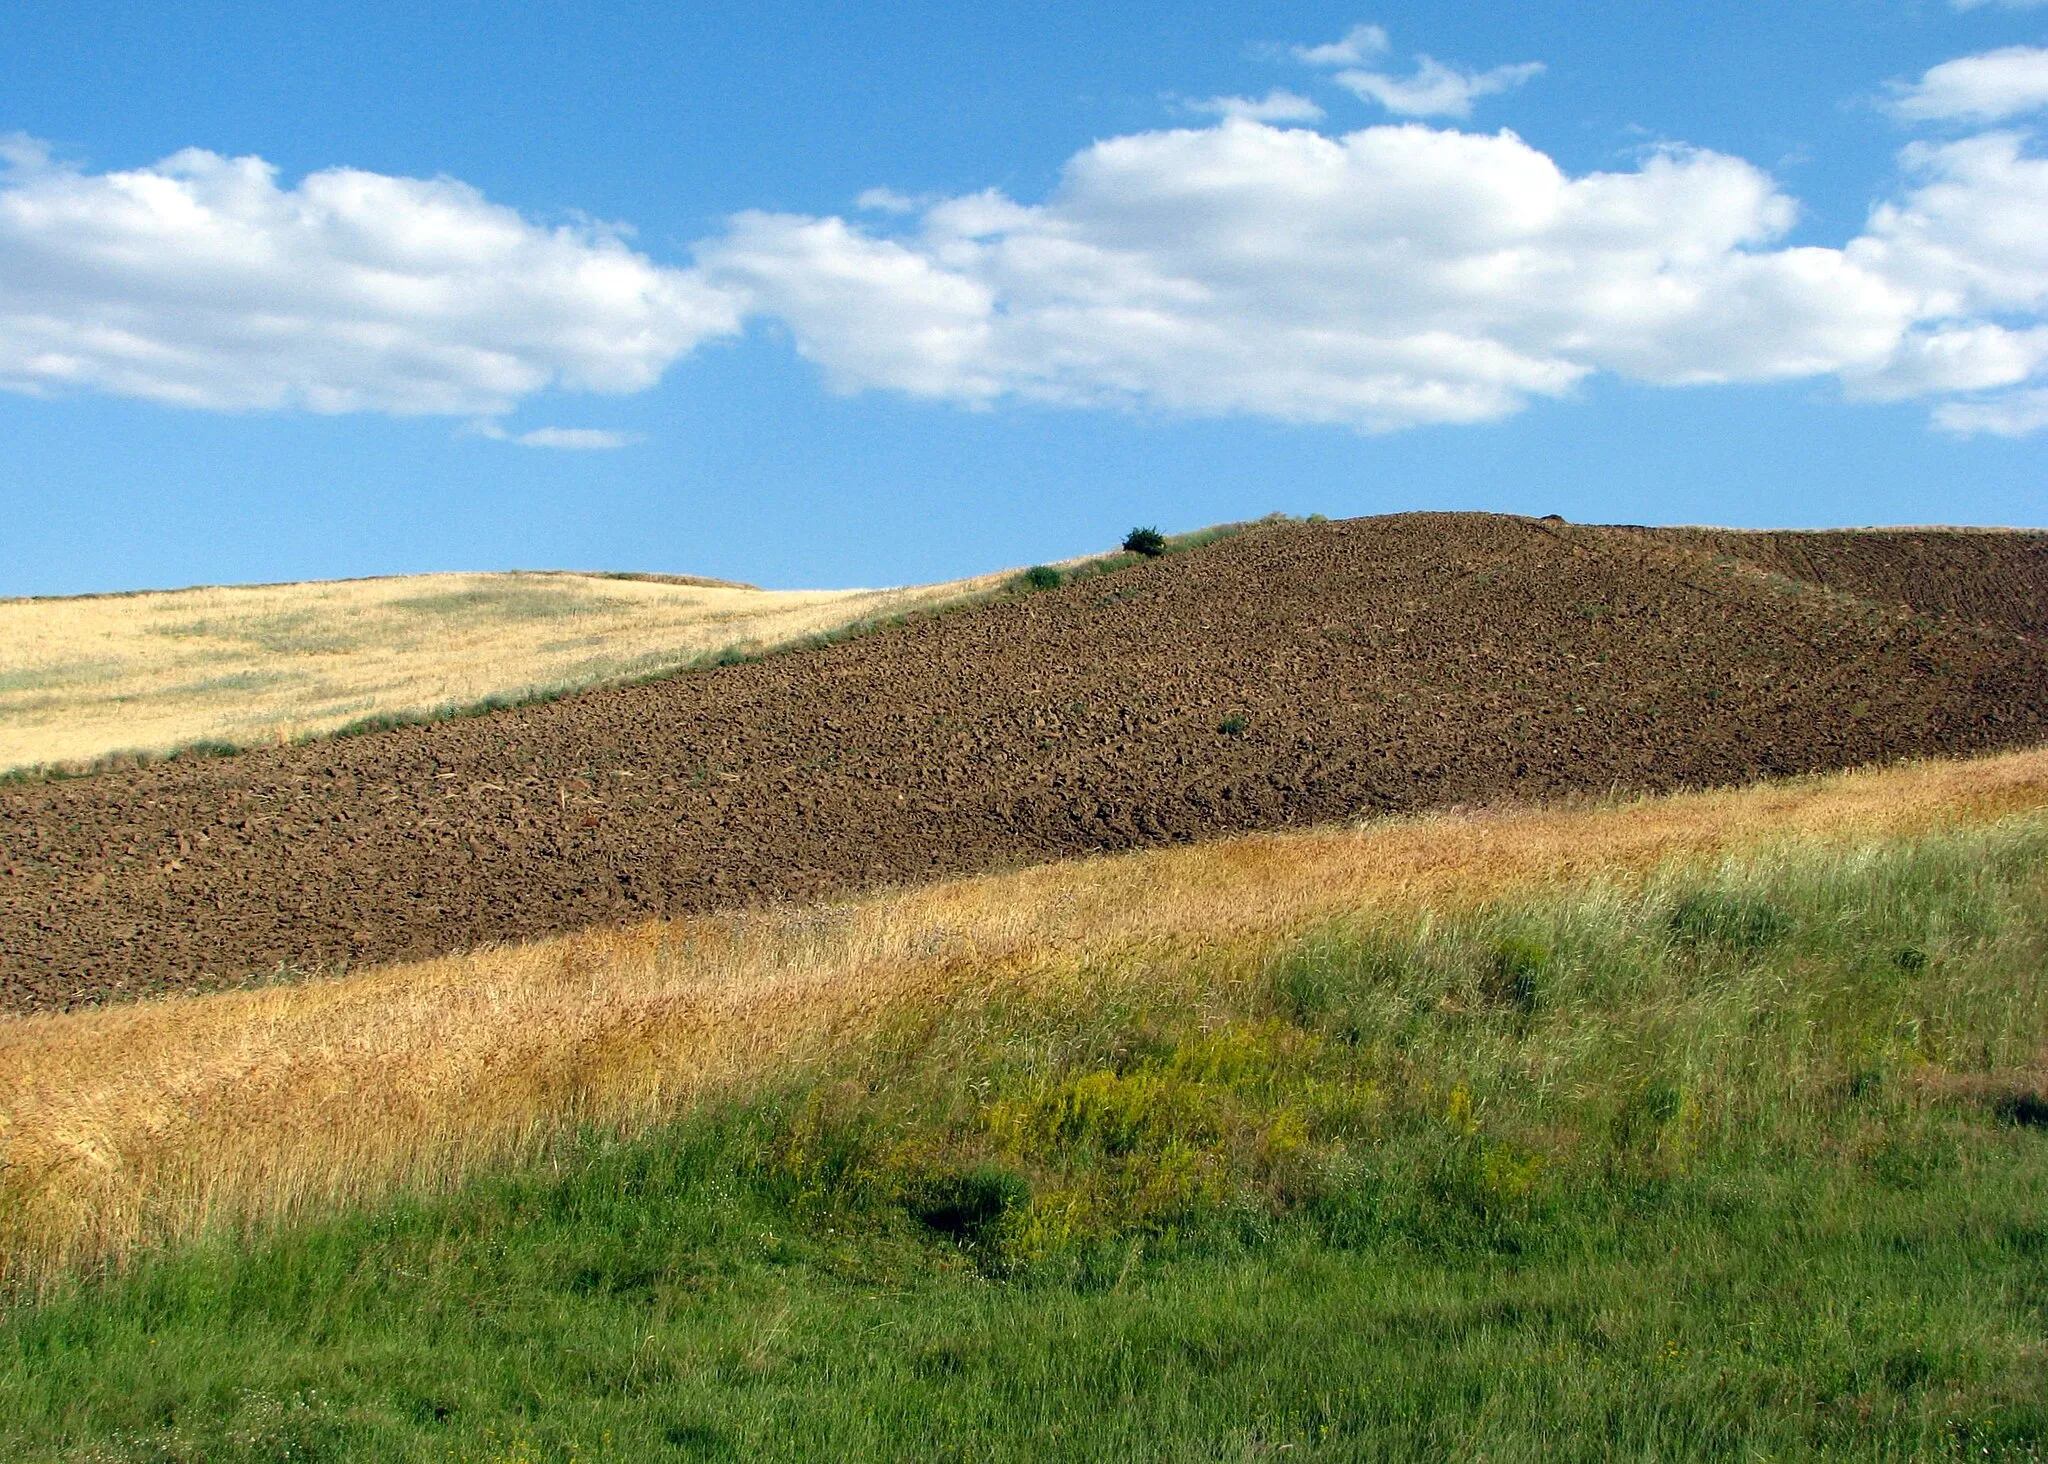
[0,520,1269,786]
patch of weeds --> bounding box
[1428,1129,1553,1246]
[1996,1094,2048,1129]
[730,1014,1388,1278]
[1483,937,1548,1016]
[1860,1135,1957,1190]
[1217,715,1248,736]
[908,1166,1032,1258]
[1019,566,1064,591]
[1668,891,1792,952]
[165,669,304,697]
[0,736,251,785]
[1606,1076,1701,1175]
[661,1419,733,1457]
[746,1089,890,1216]
[1271,950,1342,1026]
[331,692,559,740]
[387,585,603,624]
[969,1021,1367,1264]
[0,662,125,695]
[1058,552,1141,586]
[154,610,364,656]
[1162,518,1266,553]
[1123,527,1167,558]
[173,738,241,761]
[1266,932,1410,1040]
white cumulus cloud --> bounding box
[699,120,1932,431]
[0,136,740,416]
[701,210,1001,401]
[6,43,2048,438]
[1837,128,2048,408]
[1852,132,2048,316]
[1885,46,2048,123]
[690,38,2048,436]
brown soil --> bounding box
[1628,526,2048,639]
[4,512,2046,1015]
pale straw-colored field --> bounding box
[0,567,1007,774]
[4,745,2045,1291]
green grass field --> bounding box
[6,819,2047,1460]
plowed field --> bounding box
[0,565,1007,774]
[1630,526,2048,638]
[4,512,2046,1014]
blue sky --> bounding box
[3,0,2045,594]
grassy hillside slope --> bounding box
[4,753,2047,1458]
[6,747,2043,1283]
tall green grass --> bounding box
[6,821,2047,1460]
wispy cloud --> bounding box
[1292,24,1542,118]
[1183,89,1325,124]
[1885,46,2048,123]
[1934,388,2048,435]
[855,186,925,214]
[471,421,644,450]
[1331,57,1545,119]
[1290,24,1388,67]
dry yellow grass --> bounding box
[4,746,2047,1291]
[0,567,1008,773]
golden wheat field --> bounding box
[5,745,2044,1291]
[0,567,1007,774]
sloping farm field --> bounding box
[3,511,2045,1014]
[1638,525,2048,639]
[0,567,1008,775]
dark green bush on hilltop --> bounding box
[1122,526,1167,557]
